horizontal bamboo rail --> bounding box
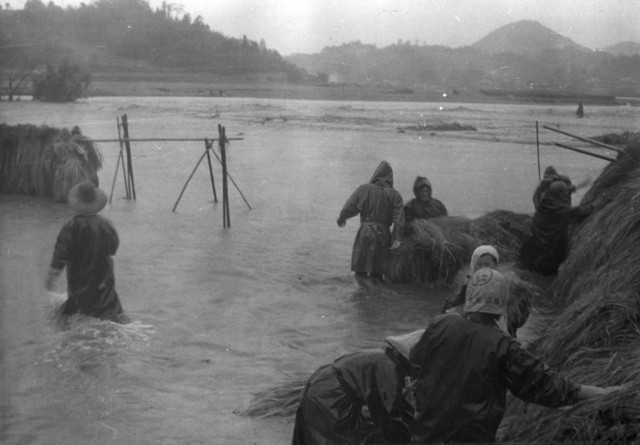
[542,125,622,153]
[92,137,243,143]
[554,142,617,162]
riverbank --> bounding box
[4,66,628,105]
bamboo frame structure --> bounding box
[554,142,617,162]
[542,125,623,153]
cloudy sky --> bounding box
[6,0,640,55]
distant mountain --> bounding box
[472,20,590,55]
[604,41,640,56]
[285,19,640,98]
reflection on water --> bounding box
[1,97,637,444]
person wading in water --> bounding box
[337,160,404,289]
[45,182,130,324]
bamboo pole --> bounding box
[172,150,209,212]
[115,116,131,199]
[207,143,252,210]
[536,121,541,182]
[220,125,231,228]
[122,114,137,200]
[91,137,244,143]
[554,142,617,162]
[109,147,125,204]
[204,138,218,203]
[542,125,623,153]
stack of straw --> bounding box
[389,211,532,285]
[0,124,102,201]
[499,136,640,443]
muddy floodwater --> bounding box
[1,97,638,444]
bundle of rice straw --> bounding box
[498,136,640,443]
[0,124,102,201]
[234,376,308,420]
[389,211,532,285]
[471,210,532,262]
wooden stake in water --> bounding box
[205,138,218,203]
[219,124,231,228]
[122,114,137,200]
[536,121,541,182]
[172,149,209,212]
[110,116,131,202]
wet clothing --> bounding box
[292,350,411,445]
[50,214,126,322]
[404,176,447,224]
[532,167,575,210]
[409,313,580,443]
[520,180,592,275]
[443,279,532,338]
[338,161,404,277]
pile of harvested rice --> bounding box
[234,377,308,420]
[389,210,532,285]
[498,136,640,443]
[0,124,102,201]
[240,138,640,442]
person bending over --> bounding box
[409,268,620,443]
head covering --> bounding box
[369,160,393,187]
[385,329,425,361]
[412,176,432,197]
[67,182,107,215]
[463,269,509,316]
[470,245,499,272]
[543,166,559,179]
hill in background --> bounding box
[1,2,639,102]
[472,20,590,55]
[286,20,640,100]
[604,41,640,56]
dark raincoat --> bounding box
[292,350,410,445]
[409,313,580,443]
[403,176,448,224]
[520,180,592,275]
[338,161,404,276]
[50,214,126,322]
[532,167,575,210]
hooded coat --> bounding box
[50,214,126,322]
[520,180,592,275]
[409,313,580,443]
[291,350,411,445]
[338,161,404,276]
[532,167,575,210]
[403,176,447,223]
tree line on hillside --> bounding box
[287,40,640,98]
[0,0,308,101]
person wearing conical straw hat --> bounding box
[45,182,129,323]
[408,268,620,443]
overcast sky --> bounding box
[6,0,640,55]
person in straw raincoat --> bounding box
[337,160,404,287]
[45,182,129,323]
[409,268,619,443]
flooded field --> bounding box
[1,96,638,444]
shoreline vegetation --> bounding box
[4,70,637,105]
[86,79,637,105]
